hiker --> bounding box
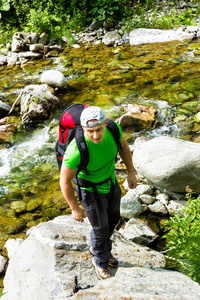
[60,106,137,280]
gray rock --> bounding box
[129,28,195,45]
[133,136,200,193]
[120,190,142,219]
[3,216,167,299]
[102,30,121,46]
[29,44,44,52]
[88,20,102,31]
[119,217,158,246]
[148,200,168,215]
[74,267,200,299]
[18,51,43,59]
[0,48,8,55]
[0,55,7,65]
[38,32,49,45]
[12,32,39,52]
[5,238,24,258]
[140,194,155,205]
[7,53,18,66]
[167,199,187,215]
[0,101,11,118]
[0,255,6,274]
[20,84,59,123]
[40,70,67,89]
[156,193,169,205]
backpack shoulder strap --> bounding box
[74,119,121,174]
[107,119,122,150]
[75,126,89,174]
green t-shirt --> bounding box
[63,122,122,194]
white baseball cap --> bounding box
[80,106,106,128]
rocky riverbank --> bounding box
[2,215,200,299]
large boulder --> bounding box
[12,32,39,52]
[20,84,59,123]
[2,215,166,299]
[129,28,195,46]
[3,216,200,299]
[133,136,200,193]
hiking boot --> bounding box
[108,253,118,268]
[92,257,111,280]
[90,246,118,268]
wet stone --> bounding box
[10,201,27,213]
[26,199,43,212]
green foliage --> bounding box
[123,5,197,33]
[88,0,130,22]
[0,0,10,19]
[0,23,18,44]
[0,0,10,11]
[163,187,200,283]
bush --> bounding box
[163,187,200,283]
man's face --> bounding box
[82,120,107,144]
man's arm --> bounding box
[60,164,85,222]
[118,135,137,189]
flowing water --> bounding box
[0,39,200,247]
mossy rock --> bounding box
[10,201,27,213]
[26,199,43,212]
[194,112,200,123]
[52,197,68,211]
[181,79,200,92]
[176,115,195,131]
[0,214,26,235]
[194,50,200,55]
[180,100,199,112]
[162,92,194,104]
[21,211,42,222]
[42,207,61,220]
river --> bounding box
[0,39,200,252]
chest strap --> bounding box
[73,175,115,212]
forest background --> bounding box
[0,0,200,45]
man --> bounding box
[60,106,137,280]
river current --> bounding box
[0,39,200,245]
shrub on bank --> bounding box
[163,186,200,284]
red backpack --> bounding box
[55,103,121,173]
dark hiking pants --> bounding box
[77,180,121,268]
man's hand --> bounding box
[118,136,137,189]
[72,206,86,222]
[127,172,137,189]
